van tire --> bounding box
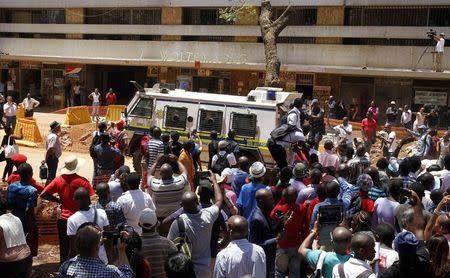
[132,149,142,175]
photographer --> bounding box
[432,32,445,72]
[59,224,133,277]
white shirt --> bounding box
[22,97,40,111]
[442,170,450,192]
[117,189,155,235]
[332,257,376,278]
[90,92,101,103]
[277,130,305,148]
[436,38,445,52]
[388,131,397,153]
[67,208,109,264]
[334,124,353,145]
[45,132,62,158]
[168,205,220,278]
[401,110,412,124]
[213,239,266,278]
[74,85,81,95]
[287,107,302,130]
[108,178,123,202]
[211,151,237,168]
[3,102,17,117]
[378,246,399,274]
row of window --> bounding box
[131,98,257,138]
[1,6,450,26]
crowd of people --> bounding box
[0,94,449,278]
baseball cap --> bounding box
[218,140,229,149]
[221,168,234,184]
[139,208,157,228]
[440,32,446,37]
[11,154,27,164]
[390,101,396,105]
[293,162,308,179]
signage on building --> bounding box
[161,50,248,65]
[20,61,42,69]
[414,91,448,106]
[64,66,82,78]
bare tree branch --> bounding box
[259,0,274,31]
[273,5,293,35]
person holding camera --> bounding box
[59,224,133,277]
[92,183,126,231]
[432,32,445,72]
[67,187,110,264]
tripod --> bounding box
[412,39,434,71]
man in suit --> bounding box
[248,189,278,278]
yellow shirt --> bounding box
[179,150,195,190]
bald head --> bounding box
[95,183,110,200]
[331,227,352,254]
[238,156,250,172]
[337,164,349,179]
[74,187,91,210]
[284,186,298,205]
[160,163,173,180]
[255,189,274,213]
[228,215,248,240]
[181,191,199,214]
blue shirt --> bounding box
[231,169,248,197]
[305,250,350,278]
[309,198,344,229]
[368,184,387,201]
[94,143,120,170]
[337,177,354,210]
[237,182,267,219]
[7,181,38,232]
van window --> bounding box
[164,106,188,130]
[230,113,257,138]
[130,98,153,117]
[198,109,223,133]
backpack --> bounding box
[348,194,362,217]
[310,251,327,278]
[212,153,230,174]
[173,217,192,258]
[337,263,373,278]
[270,124,296,141]
[89,131,102,158]
[280,111,297,125]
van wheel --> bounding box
[132,150,143,175]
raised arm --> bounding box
[425,195,450,240]
[210,170,223,208]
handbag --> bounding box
[4,136,19,158]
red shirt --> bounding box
[270,201,304,249]
[359,192,375,214]
[42,174,95,220]
[361,118,377,140]
[7,172,44,193]
[106,92,117,104]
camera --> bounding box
[427,29,437,39]
[319,205,343,225]
[102,222,134,245]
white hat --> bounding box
[139,208,157,227]
[250,161,266,178]
[60,155,85,175]
[218,140,229,149]
[221,168,234,184]
[390,101,396,105]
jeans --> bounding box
[308,129,323,149]
[24,109,34,117]
[275,247,301,278]
[6,115,16,131]
[46,155,59,183]
[2,158,13,180]
[0,255,32,278]
[57,219,70,264]
[364,139,373,152]
[64,92,72,107]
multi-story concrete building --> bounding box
[0,0,449,124]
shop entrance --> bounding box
[42,69,64,107]
[193,76,230,94]
[21,69,41,101]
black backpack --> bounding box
[212,153,230,174]
[89,131,102,158]
[280,111,296,125]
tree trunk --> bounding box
[259,0,292,88]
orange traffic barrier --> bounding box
[13,118,43,147]
[16,104,25,119]
[105,105,126,122]
[64,106,92,125]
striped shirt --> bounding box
[141,232,177,278]
[147,139,164,169]
[400,174,416,189]
[148,173,189,218]
[368,185,387,201]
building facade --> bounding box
[0,0,449,125]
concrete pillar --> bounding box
[65,8,84,39]
[161,7,182,41]
[315,6,344,44]
[234,7,259,43]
